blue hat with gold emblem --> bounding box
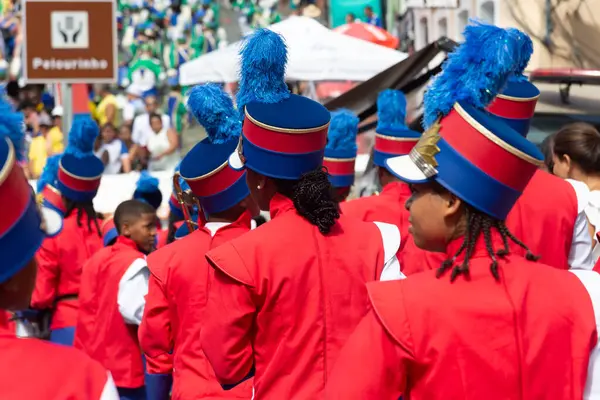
[385,21,543,220]
[180,83,250,215]
[57,117,104,202]
[0,99,61,283]
[228,29,331,180]
[133,170,163,210]
[374,89,421,168]
[323,109,358,188]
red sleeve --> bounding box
[31,238,60,309]
[325,309,407,399]
[201,263,255,386]
[139,269,174,374]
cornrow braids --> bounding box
[438,205,540,282]
[274,168,340,234]
[64,199,102,238]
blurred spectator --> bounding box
[345,13,356,24]
[119,123,134,152]
[122,84,145,125]
[146,112,179,171]
[28,113,52,179]
[364,5,382,28]
[20,99,39,140]
[95,123,132,174]
[95,84,118,126]
[48,106,64,155]
[130,95,170,163]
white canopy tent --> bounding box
[180,16,407,85]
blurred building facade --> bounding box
[393,0,600,70]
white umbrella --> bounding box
[180,16,406,85]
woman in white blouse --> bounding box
[552,122,600,262]
[146,113,180,172]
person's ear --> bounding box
[121,223,130,238]
[562,154,572,172]
[442,192,462,219]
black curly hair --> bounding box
[437,205,539,282]
[64,198,102,237]
[273,168,340,234]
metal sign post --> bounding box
[61,82,72,139]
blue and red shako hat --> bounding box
[57,117,104,202]
[323,109,359,188]
[228,29,331,180]
[36,153,66,215]
[0,99,61,283]
[385,21,543,220]
[374,89,420,169]
[487,76,540,137]
[101,217,118,247]
[180,83,249,215]
[133,170,163,210]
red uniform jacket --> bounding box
[201,194,390,399]
[341,181,411,239]
[0,315,112,399]
[74,236,146,388]
[140,212,254,400]
[31,213,103,329]
[402,169,583,275]
[326,233,598,399]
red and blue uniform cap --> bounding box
[180,84,250,215]
[0,102,61,284]
[57,116,104,202]
[374,89,421,168]
[228,29,331,180]
[133,170,163,210]
[323,109,359,188]
[385,21,543,221]
[101,217,118,247]
[36,154,66,218]
[487,75,540,137]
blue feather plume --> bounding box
[377,89,408,131]
[423,20,534,129]
[0,98,25,161]
[326,109,358,154]
[187,83,241,144]
[64,117,99,158]
[136,170,160,193]
[37,154,61,192]
[236,28,290,118]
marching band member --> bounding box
[341,89,418,232]
[133,170,163,211]
[488,75,593,270]
[36,153,66,218]
[0,99,119,399]
[31,118,104,345]
[323,109,359,202]
[402,51,594,274]
[140,83,256,400]
[102,217,119,247]
[75,200,157,400]
[326,22,600,399]
[200,29,402,399]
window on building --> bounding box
[419,17,429,49]
[479,1,495,24]
[457,10,469,38]
[438,17,448,38]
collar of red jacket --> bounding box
[201,209,253,234]
[114,235,143,252]
[445,230,506,263]
[381,181,412,200]
[269,193,296,220]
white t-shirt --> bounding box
[94,139,129,175]
[122,99,145,123]
[132,113,171,148]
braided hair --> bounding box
[273,167,340,234]
[437,206,539,282]
[64,198,102,237]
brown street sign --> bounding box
[22,0,117,83]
